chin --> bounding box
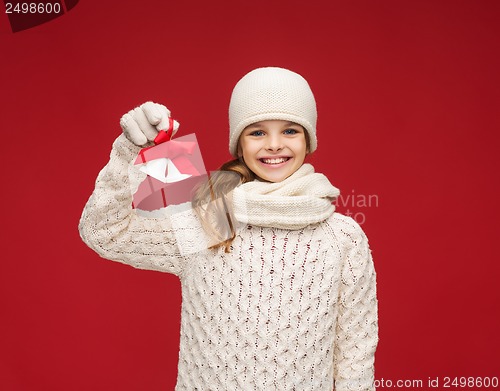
[257,171,292,183]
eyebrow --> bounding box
[247,121,299,128]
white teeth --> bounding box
[261,157,288,164]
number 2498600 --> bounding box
[5,3,62,14]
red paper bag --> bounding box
[131,133,207,211]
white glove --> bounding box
[120,101,179,146]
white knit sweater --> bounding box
[79,135,379,391]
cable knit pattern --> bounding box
[79,135,378,391]
[79,134,187,276]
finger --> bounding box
[120,112,147,146]
[133,107,158,142]
[154,104,174,131]
[141,102,170,127]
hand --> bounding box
[119,101,179,146]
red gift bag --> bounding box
[131,129,207,212]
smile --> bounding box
[259,157,291,165]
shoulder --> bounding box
[323,213,375,283]
[319,212,373,267]
[321,212,368,244]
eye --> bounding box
[283,128,299,135]
[249,130,265,136]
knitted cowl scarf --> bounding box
[232,163,340,230]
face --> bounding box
[238,120,308,183]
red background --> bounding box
[1,0,499,390]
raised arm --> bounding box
[332,215,379,391]
[78,102,186,276]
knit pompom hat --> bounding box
[228,67,317,157]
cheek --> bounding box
[292,140,308,156]
[237,140,246,157]
[240,140,259,157]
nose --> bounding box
[265,133,284,152]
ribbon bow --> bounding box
[153,117,176,145]
[133,117,199,183]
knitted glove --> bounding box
[120,101,179,146]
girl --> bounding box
[79,67,379,390]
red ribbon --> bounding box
[135,139,197,165]
[153,117,175,145]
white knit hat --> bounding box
[228,67,317,157]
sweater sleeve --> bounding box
[332,215,379,391]
[78,134,187,276]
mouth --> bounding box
[259,157,291,165]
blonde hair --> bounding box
[192,158,255,253]
[192,127,310,253]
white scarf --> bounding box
[232,164,340,229]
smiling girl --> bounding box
[79,67,379,390]
[239,120,307,183]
